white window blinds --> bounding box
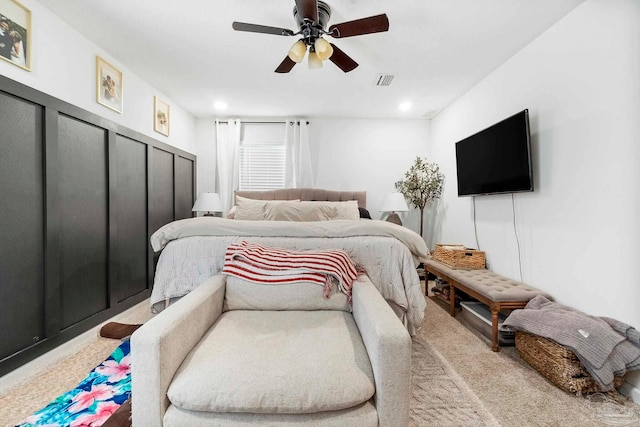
[239,123,286,191]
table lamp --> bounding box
[380,192,409,225]
[192,192,223,217]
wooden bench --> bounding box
[423,259,550,351]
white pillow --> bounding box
[265,201,337,222]
[233,196,300,220]
[331,200,360,220]
[226,206,237,219]
[233,196,267,220]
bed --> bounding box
[149,189,429,335]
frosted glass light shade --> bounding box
[288,40,307,63]
[192,192,222,214]
[308,50,323,69]
[380,193,409,212]
[314,37,333,60]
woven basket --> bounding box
[433,244,486,269]
[515,331,624,394]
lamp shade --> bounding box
[308,50,323,69]
[192,192,222,214]
[288,40,307,63]
[314,37,333,60]
[380,193,409,212]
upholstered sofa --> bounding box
[131,274,411,426]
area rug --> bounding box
[411,336,500,426]
[16,341,131,427]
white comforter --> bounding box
[150,218,429,334]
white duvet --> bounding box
[150,218,429,334]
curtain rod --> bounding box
[216,120,310,125]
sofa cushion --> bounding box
[167,310,375,414]
[224,276,350,312]
[163,400,378,426]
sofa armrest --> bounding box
[131,275,226,427]
[352,276,412,427]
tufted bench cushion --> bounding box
[423,259,550,351]
[427,262,551,302]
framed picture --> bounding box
[154,96,170,136]
[96,56,123,113]
[0,0,31,71]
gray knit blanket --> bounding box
[503,295,640,390]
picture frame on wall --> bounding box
[96,56,123,113]
[0,0,31,71]
[154,96,170,136]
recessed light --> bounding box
[214,101,228,110]
[398,102,412,112]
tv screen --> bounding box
[455,109,533,196]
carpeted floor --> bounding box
[422,294,640,427]
[411,336,499,426]
[1,291,639,427]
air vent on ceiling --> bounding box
[374,74,394,86]
[422,110,441,119]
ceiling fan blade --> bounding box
[329,14,389,38]
[275,56,297,73]
[232,21,295,36]
[329,44,358,73]
[295,0,318,23]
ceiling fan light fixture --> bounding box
[308,50,323,69]
[288,40,307,63]
[314,37,333,60]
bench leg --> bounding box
[449,285,456,317]
[490,306,500,352]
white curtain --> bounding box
[285,120,314,188]
[215,119,241,214]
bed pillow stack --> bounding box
[265,201,337,221]
[232,196,360,222]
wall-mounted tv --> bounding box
[455,109,533,197]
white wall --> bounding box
[310,118,432,237]
[431,0,640,395]
[0,0,196,154]
[194,119,217,196]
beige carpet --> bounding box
[421,295,640,427]
[411,336,499,426]
[1,294,639,427]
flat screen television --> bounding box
[455,109,533,196]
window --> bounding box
[238,123,286,191]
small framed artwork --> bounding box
[96,56,123,113]
[0,0,31,71]
[154,96,170,136]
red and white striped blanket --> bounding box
[222,241,362,299]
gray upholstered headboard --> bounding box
[235,188,366,208]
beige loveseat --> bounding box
[131,274,411,426]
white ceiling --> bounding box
[38,0,584,119]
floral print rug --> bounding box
[17,340,131,427]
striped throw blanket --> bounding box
[222,241,362,299]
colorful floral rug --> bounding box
[17,340,131,427]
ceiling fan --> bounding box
[232,0,389,73]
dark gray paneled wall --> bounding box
[0,92,45,361]
[114,136,148,303]
[175,155,195,220]
[58,116,109,329]
[150,148,175,235]
[0,76,196,375]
